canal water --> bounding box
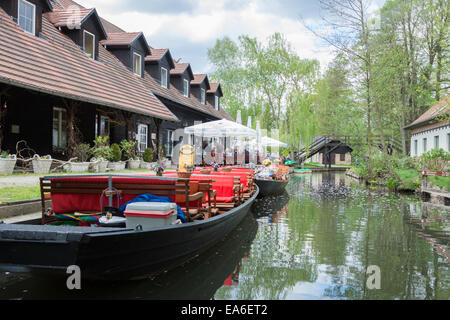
[0,172,448,300]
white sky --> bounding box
[75,0,386,74]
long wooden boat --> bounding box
[0,174,259,280]
[255,178,289,197]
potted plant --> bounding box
[67,143,91,172]
[140,147,153,169]
[151,162,166,176]
[91,136,112,172]
[177,164,194,178]
[211,162,221,172]
[0,151,17,175]
[32,154,53,174]
[120,140,140,170]
[107,143,125,171]
[199,168,211,175]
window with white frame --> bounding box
[83,30,95,59]
[423,138,427,153]
[161,67,168,88]
[133,52,142,76]
[434,135,439,149]
[201,88,206,104]
[167,130,174,156]
[448,133,450,152]
[52,107,67,149]
[18,0,36,35]
[183,79,189,97]
[215,95,219,110]
[137,124,148,152]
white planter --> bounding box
[32,159,53,174]
[140,161,151,169]
[0,156,17,175]
[90,161,109,173]
[108,162,126,171]
[67,162,91,173]
[128,159,141,170]
[98,161,109,173]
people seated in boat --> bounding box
[256,159,276,180]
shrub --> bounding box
[110,143,122,162]
[120,140,138,160]
[142,147,153,163]
[419,148,450,171]
[391,155,418,170]
[92,136,112,161]
[73,143,91,162]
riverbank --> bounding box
[347,166,450,194]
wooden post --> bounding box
[154,118,162,161]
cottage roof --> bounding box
[405,94,450,130]
[0,7,178,122]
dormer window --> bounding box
[18,0,36,35]
[133,52,142,76]
[83,30,95,60]
[215,96,220,110]
[201,88,206,104]
[161,67,168,88]
[183,79,189,97]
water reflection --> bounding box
[214,173,449,300]
[0,213,258,300]
[0,172,448,300]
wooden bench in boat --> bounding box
[39,176,205,225]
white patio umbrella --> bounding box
[247,116,252,129]
[236,110,242,125]
[184,119,257,138]
[260,136,288,148]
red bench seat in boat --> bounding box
[48,176,179,214]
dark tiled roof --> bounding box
[101,32,141,46]
[191,74,207,85]
[45,8,93,28]
[46,0,227,121]
[406,94,450,129]
[0,8,178,122]
[145,48,168,62]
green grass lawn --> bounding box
[396,168,449,191]
[429,176,450,190]
[0,186,41,203]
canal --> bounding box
[0,172,448,300]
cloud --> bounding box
[74,0,349,73]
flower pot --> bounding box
[222,167,232,172]
[200,169,211,175]
[128,159,141,170]
[98,161,109,173]
[0,156,17,175]
[140,161,151,169]
[177,171,193,179]
[32,158,53,174]
[108,162,126,171]
[67,162,91,173]
[89,160,109,173]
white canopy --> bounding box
[235,136,288,148]
[184,119,257,138]
[260,136,288,148]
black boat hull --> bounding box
[0,186,259,280]
[255,179,289,197]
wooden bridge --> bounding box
[295,134,403,166]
